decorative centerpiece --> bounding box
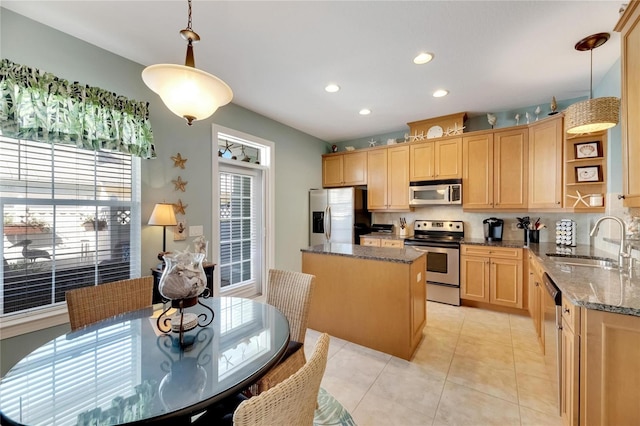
[156,250,214,346]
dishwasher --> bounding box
[542,272,562,415]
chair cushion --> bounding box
[314,387,357,425]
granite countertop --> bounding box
[461,239,640,317]
[301,243,425,264]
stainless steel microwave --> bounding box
[409,179,462,205]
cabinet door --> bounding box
[322,155,343,187]
[618,2,640,206]
[529,117,563,209]
[460,255,490,302]
[463,133,493,209]
[343,151,367,186]
[409,141,435,181]
[494,128,528,209]
[387,145,410,210]
[490,257,523,308]
[381,239,403,248]
[582,309,640,425]
[561,318,579,426]
[367,149,388,210]
[435,138,463,179]
[410,255,427,348]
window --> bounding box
[1,136,141,316]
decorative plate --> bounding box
[427,125,444,139]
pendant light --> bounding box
[142,0,233,125]
[565,32,619,134]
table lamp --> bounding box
[148,203,178,262]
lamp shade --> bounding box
[142,64,233,124]
[565,97,620,134]
[148,203,178,226]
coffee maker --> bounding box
[483,217,504,241]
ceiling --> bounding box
[2,1,625,143]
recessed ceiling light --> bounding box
[433,89,449,98]
[359,109,371,115]
[325,84,340,93]
[413,52,434,65]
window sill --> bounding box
[0,305,69,339]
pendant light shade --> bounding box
[142,0,233,125]
[142,64,232,124]
[565,96,619,134]
[565,33,619,134]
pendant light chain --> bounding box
[186,0,193,31]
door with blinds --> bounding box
[218,164,263,296]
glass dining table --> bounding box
[0,297,290,425]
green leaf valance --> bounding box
[0,59,156,158]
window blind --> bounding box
[0,136,141,316]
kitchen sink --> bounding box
[545,253,618,270]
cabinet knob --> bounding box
[535,282,539,287]
[618,194,626,200]
[563,307,570,314]
[556,201,561,205]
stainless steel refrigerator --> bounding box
[309,188,371,245]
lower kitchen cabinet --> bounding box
[528,252,544,349]
[561,296,580,426]
[360,236,404,248]
[460,245,523,308]
[581,308,640,425]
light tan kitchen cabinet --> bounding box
[528,252,544,349]
[367,145,410,211]
[460,245,523,308]
[322,151,367,187]
[615,0,640,207]
[361,236,404,248]
[494,128,528,209]
[528,115,563,209]
[409,137,462,181]
[581,307,640,425]
[463,128,528,210]
[560,296,580,426]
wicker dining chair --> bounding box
[65,276,154,331]
[233,333,330,426]
[253,269,316,394]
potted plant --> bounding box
[81,214,108,231]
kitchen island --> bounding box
[301,243,426,360]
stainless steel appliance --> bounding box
[542,272,562,415]
[409,179,462,206]
[309,188,371,245]
[404,220,464,306]
[483,217,504,241]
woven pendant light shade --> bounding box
[565,96,620,134]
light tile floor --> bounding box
[304,301,563,426]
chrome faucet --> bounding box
[590,216,630,270]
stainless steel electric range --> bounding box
[404,220,464,306]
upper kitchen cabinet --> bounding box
[368,145,411,211]
[322,151,367,187]
[564,131,607,212]
[409,137,462,181]
[463,128,528,210]
[615,0,640,207]
[528,115,563,210]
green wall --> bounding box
[0,8,327,375]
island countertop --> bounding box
[301,243,425,264]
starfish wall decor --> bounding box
[172,176,188,192]
[171,153,188,169]
[173,199,188,215]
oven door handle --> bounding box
[408,246,429,253]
